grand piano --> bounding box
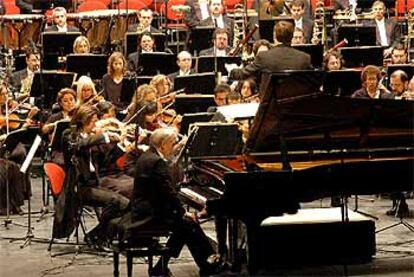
[179,71,414,272]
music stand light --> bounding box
[30,71,76,109]
[125,32,167,56]
[292,44,324,68]
[323,69,363,97]
[174,72,216,94]
[340,46,384,68]
[66,54,108,80]
[174,95,216,114]
[197,56,242,75]
[337,25,376,47]
[188,26,215,56]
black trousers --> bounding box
[167,216,215,269]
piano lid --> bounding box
[246,70,414,152]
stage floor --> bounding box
[1,174,413,277]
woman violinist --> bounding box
[76,75,103,106]
[123,84,158,124]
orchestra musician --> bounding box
[389,70,409,100]
[59,105,129,248]
[235,78,258,102]
[323,51,343,71]
[390,44,409,65]
[127,32,156,72]
[168,51,195,82]
[123,84,158,124]
[402,76,414,100]
[351,65,394,99]
[290,0,314,44]
[127,127,223,276]
[11,48,40,94]
[252,39,272,56]
[102,52,128,110]
[44,7,80,33]
[291,27,306,45]
[199,28,231,56]
[73,36,91,54]
[150,74,174,107]
[76,75,101,106]
[200,0,234,44]
[127,8,160,33]
[207,83,230,113]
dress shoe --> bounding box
[385,206,397,216]
[149,266,174,277]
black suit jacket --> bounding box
[198,46,231,56]
[167,68,196,83]
[127,24,160,33]
[231,45,312,80]
[44,25,80,32]
[131,148,185,222]
[200,15,235,45]
[11,68,28,91]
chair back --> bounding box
[44,162,65,197]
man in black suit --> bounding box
[168,51,195,82]
[290,0,313,43]
[44,7,79,32]
[127,32,156,72]
[60,106,129,246]
[127,8,160,33]
[229,20,312,82]
[200,0,234,45]
[11,48,40,93]
[366,0,402,56]
[199,28,231,56]
[131,128,221,276]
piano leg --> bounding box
[215,216,228,259]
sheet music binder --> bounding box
[292,44,324,68]
[138,53,178,76]
[323,69,362,97]
[174,95,216,115]
[337,25,376,47]
[340,46,384,68]
[259,17,294,42]
[66,54,108,80]
[180,112,215,135]
[120,77,137,105]
[174,72,216,94]
[197,56,242,75]
[42,32,82,56]
[188,26,215,56]
[49,120,70,152]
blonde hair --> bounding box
[76,75,97,104]
[73,36,90,54]
[132,84,157,104]
[150,74,172,96]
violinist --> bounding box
[41,88,77,165]
[135,100,162,131]
[76,75,101,106]
[123,84,157,124]
[102,52,128,110]
[150,74,174,107]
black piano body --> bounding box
[178,71,414,272]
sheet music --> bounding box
[216,102,259,121]
[21,135,42,174]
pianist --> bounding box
[130,128,223,276]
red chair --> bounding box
[44,162,65,197]
[77,1,108,12]
[115,153,128,170]
[118,0,150,10]
[160,0,186,23]
[83,0,112,7]
[4,2,20,14]
[225,0,242,10]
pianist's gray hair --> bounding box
[149,127,177,149]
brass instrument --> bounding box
[312,0,326,46]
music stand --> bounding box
[259,17,294,43]
[49,120,70,152]
[66,54,108,80]
[42,32,82,56]
[30,71,76,109]
[186,122,242,159]
[138,53,178,75]
[323,70,363,97]
[120,77,137,105]
[125,32,167,56]
[174,95,216,114]
[292,44,324,68]
[197,56,242,75]
[174,73,216,94]
[188,26,215,56]
[340,46,384,68]
[180,112,215,135]
[337,25,376,47]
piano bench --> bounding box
[111,230,171,277]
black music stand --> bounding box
[197,56,242,75]
[138,53,178,75]
[259,17,294,42]
[180,112,215,135]
[135,76,152,86]
[292,44,324,68]
[174,73,216,94]
[42,32,81,56]
[30,71,76,109]
[120,78,137,106]
[323,70,363,97]
[337,25,376,47]
[188,26,215,56]
[174,95,216,114]
[49,120,70,153]
[66,54,108,80]
[340,46,384,68]
[124,32,167,56]
[186,122,242,159]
